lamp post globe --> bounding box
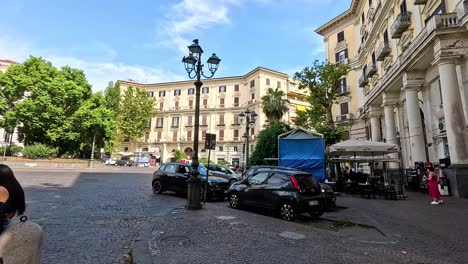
[182,39,220,210]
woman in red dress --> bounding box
[426,167,443,205]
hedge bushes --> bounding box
[0,145,23,156]
[22,144,58,159]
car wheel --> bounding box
[279,202,297,221]
[152,180,163,194]
[228,192,240,209]
[229,178,237,185]
[309,208,323,218]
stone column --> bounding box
[403,72,427,163]
[437,57,468,164]
[369,106,382,142]
[383,93,399,168]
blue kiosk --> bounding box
[278,128,326,182]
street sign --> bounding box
[205,133,216,150]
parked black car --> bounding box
[205,164,241,184]
[152,162,230,199]
[319,183,336,207]
[116,159,133,166]
[227,167,325,221]
[243,165,336,208]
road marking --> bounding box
[215,215,236,220]
[279,231,305,240]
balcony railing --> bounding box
[391,12,412,38]
[359,75,369,87]
[339,86,350,94]
[435,13,458,28]
[376,42,391,61]
[414,0,427,4]
[336,58,348,66]
[367,63,377,76]
[334,113,353,123]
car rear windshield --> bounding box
[293,174,319,189]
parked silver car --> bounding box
[205,164,241,184]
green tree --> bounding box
[173,149,188,162]
[250,122,290,166]
[294,60,349,145]
[72,92,117,158]
[104,81,122,152]
[118,86,156,151]
[261,87,289,122]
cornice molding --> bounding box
[315,0,363,36]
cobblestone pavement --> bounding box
[15,167,184,264]
[13,168,468,264]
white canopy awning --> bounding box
[330,156,400,162]
[327,139,399,156]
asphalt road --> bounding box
[11,167,467,264]
[15,167,182,264]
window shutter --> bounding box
[344,49,348,59]
[335,52,339,63]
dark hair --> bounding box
[0,164,26,215]
[427,166,435,172]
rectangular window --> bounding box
[159,91,166,97]
[219,86,226,93]
[145,132,150,141]
[187,115,193,126]
[172,117,179,127]
[383,30,389,43]
[337,31,345,42]
[266,78,270,85]
[157,131,162,140]
[202,115,207,126]
[202,87,209,94]
[251,93,255,100]
[234,129,239,139]
[203,99,208,108]
[219,130,224,141]
[173,131,178,141]
[233,146,238,151]
[340,78,348,93]
[187,130,192,140]
[233,115,239,124]
[234,97,239,107]
[234,84,239,92]
[175,101,179,109]
[219,114,225,125]
[202,130,206,140]
[361,13,365,24]
[156,117,164,128]
[335,49,348,62]
[363,65,368,77]
[174,89,181,96]
[251,127,255,135]
[159,102,164,110]
[148,91,154,97]
[189,99,193,109]
[400,0,407,13]
[277,81,281,88]
[368,0,372,5]
[340,102,349,115]
[219,146,224,151]
[188,88,195,95]
[250,80,255,88]
[371,52,376,65]
[220,98,225,107]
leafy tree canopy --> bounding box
[250,122,290,166]
[118,86,156,151]
[173,149,188,162]
[261,87,289,122]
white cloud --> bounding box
[159,0,241,53]
[0,35,184,91]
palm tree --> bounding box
[261,87,290,123]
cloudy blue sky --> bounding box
[1,0,348,91]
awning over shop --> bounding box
[327,139,399,156]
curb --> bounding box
[132,222,156,264]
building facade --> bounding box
[118,67,308,166]
[0,59,22,148]
[316,0,468,196]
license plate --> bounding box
[309,200,319,206]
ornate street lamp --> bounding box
[182,39,221,210]
[239,109,257,169]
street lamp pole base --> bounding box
[185,177,202,210]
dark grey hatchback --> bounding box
[227,168,324,221]
[152,162,230,199]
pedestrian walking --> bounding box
[425,166,443,205]
[0,164,43,264]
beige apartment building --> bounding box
[118,67,308,166]
[316,0,468,196]
[0,59,22,148]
